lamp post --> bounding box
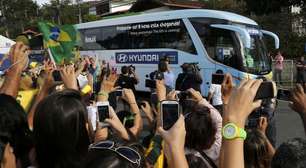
[77,0,82,23]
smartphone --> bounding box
[96,102,109,122]
[277,89,292,101]
[176,91,190,100]
[77,74,89,89]
[145,79,156,89]
[114,89,123,97]
[211,74,225,84]
[29,35,43,50]
[52,71,62,81]
[161,101,180,130]
[254,81,277,100]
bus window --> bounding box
[190,18,244,71]
[79,19,197,54]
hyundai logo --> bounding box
[117,54,128,63]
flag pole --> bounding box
[47,48,57,68]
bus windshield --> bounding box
[191,18,271,75]
[243,28,271,75]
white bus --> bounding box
[75,9,279,96]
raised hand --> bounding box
[222,73,235,105]
[60,64,78,90]
[224,79,263,127]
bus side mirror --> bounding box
[210,24,251,49]
[261,30,280,49]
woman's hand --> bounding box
[60,64,78,90]
[105,106,130,140]
[222,73,235,105]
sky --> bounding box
[36,0,50,5]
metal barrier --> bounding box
[272,60,295,88]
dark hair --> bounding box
[0,94,33,163]
[84,142,146,168]
[186,154,209,168]
[158,61,168,72]
[185,105,216,151]
[272,138,306,168]
[244,129,270,168]
[34,89,90,168]
[121,66,129,74]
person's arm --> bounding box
[258,117,275,159]
[28,60,55,129]
[222,78,263,168]
[131,71,139,84]
[104,106,130,141]
[158,115,189,168]
[289,84,306,135]
[0,43,29,97]
[122,89,143,137]
[0,144,16,168]
[140,101,155,125]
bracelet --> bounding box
[97,91,109,98]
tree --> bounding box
[0,0,39,38]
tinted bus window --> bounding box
[191,18,244,71]
[79,19,196,54]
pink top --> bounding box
[198,99,222,165]
[274,54,284,70]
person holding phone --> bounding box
[208,70,224,114]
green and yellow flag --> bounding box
[38,22,80,65]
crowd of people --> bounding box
[0,42,305,168]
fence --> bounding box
[272,60,295,89]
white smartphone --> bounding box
[77,74,89,89]
[161,100,180,130]
[96,101,110,122]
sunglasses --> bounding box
[89,141,141,167]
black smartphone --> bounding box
[254,82,276,100]
[114,90,123,97]
[176,91,190,100]
[29,35,44,50]
[211,74,225,84]
[145,79,156,89]
[97,102,109,122]
[52,71,62,81]
[161,101,180,130]
[277,89,292,101]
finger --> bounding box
[238,79,248,89]
[296,84,304,94]
[253,100,262,110]
[251,80,263,92]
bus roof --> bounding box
[76,9,258,29]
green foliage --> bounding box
[83,14,102,22]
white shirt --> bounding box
[209,84,223,106]
[163,71,175,88]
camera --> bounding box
[155,71,164,80]
[128,65,136,74]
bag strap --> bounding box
[199,150,218,168]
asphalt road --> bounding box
[275,100,305,146]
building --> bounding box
[291,6,306,36]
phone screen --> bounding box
[211,74,225,84]
[254,82,276,100]
[52,71,62,81]
[115,90,123,97]
[97,105,109,122]
[162,103,179,130]
[277,89,291,101]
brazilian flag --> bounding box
[38,22,80,65]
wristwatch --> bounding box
[222,123,247,140]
